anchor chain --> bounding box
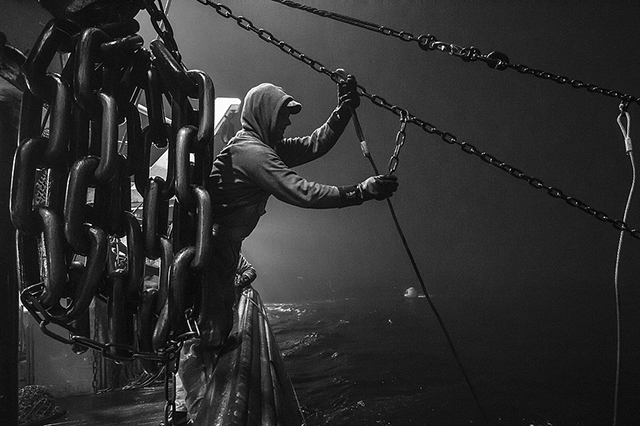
[269,0,640,107]
[12,5,220,379]
[197,0,640,239]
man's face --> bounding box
[273,106,292,142]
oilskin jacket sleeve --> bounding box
[275,107,351,168]
[234,139,350,209]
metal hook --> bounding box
[617,104,632,153]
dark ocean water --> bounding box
[267,293,640,426]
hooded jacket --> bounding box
[206,83,355,241]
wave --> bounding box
[267,294,619,425]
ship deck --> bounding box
[39,385,166,426]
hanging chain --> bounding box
[269,0,640,107]
[14,1,222,370]
[389,112,408,174]
[196,0,640,239]
[141,0,182,62]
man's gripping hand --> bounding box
[337,74,360,110]
[358,174,399,201]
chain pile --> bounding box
[197,0,640,239]
[18,385,64,426]
[12,2,220,390]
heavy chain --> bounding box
[20,282,181,364]
[197,0,640,239]
[13,7,221,371]
[195,1,343,85]
[269,0,640,107]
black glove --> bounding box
[337,74,360,110]
[357,174,399,201]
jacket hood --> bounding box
[240,83,298,147]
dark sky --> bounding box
[130,0,640,306]
[4,0,640,307]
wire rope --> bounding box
[335,68,490,424]
[612,107,634,426]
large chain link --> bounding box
[197,0,640,239]
[269,0,640,107]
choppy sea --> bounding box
[267,292,639,426]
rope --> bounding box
[612,104,634,426]
[384,188,492,425]
[338,72,491,424]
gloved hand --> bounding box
[357,174,398,201]
[337,74,360,110]
[234,274,252,290]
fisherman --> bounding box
[167,77,399,424]
[204,76,399,349]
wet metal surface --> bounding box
[45,386,166,426]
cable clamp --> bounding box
[617,102,632,153]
